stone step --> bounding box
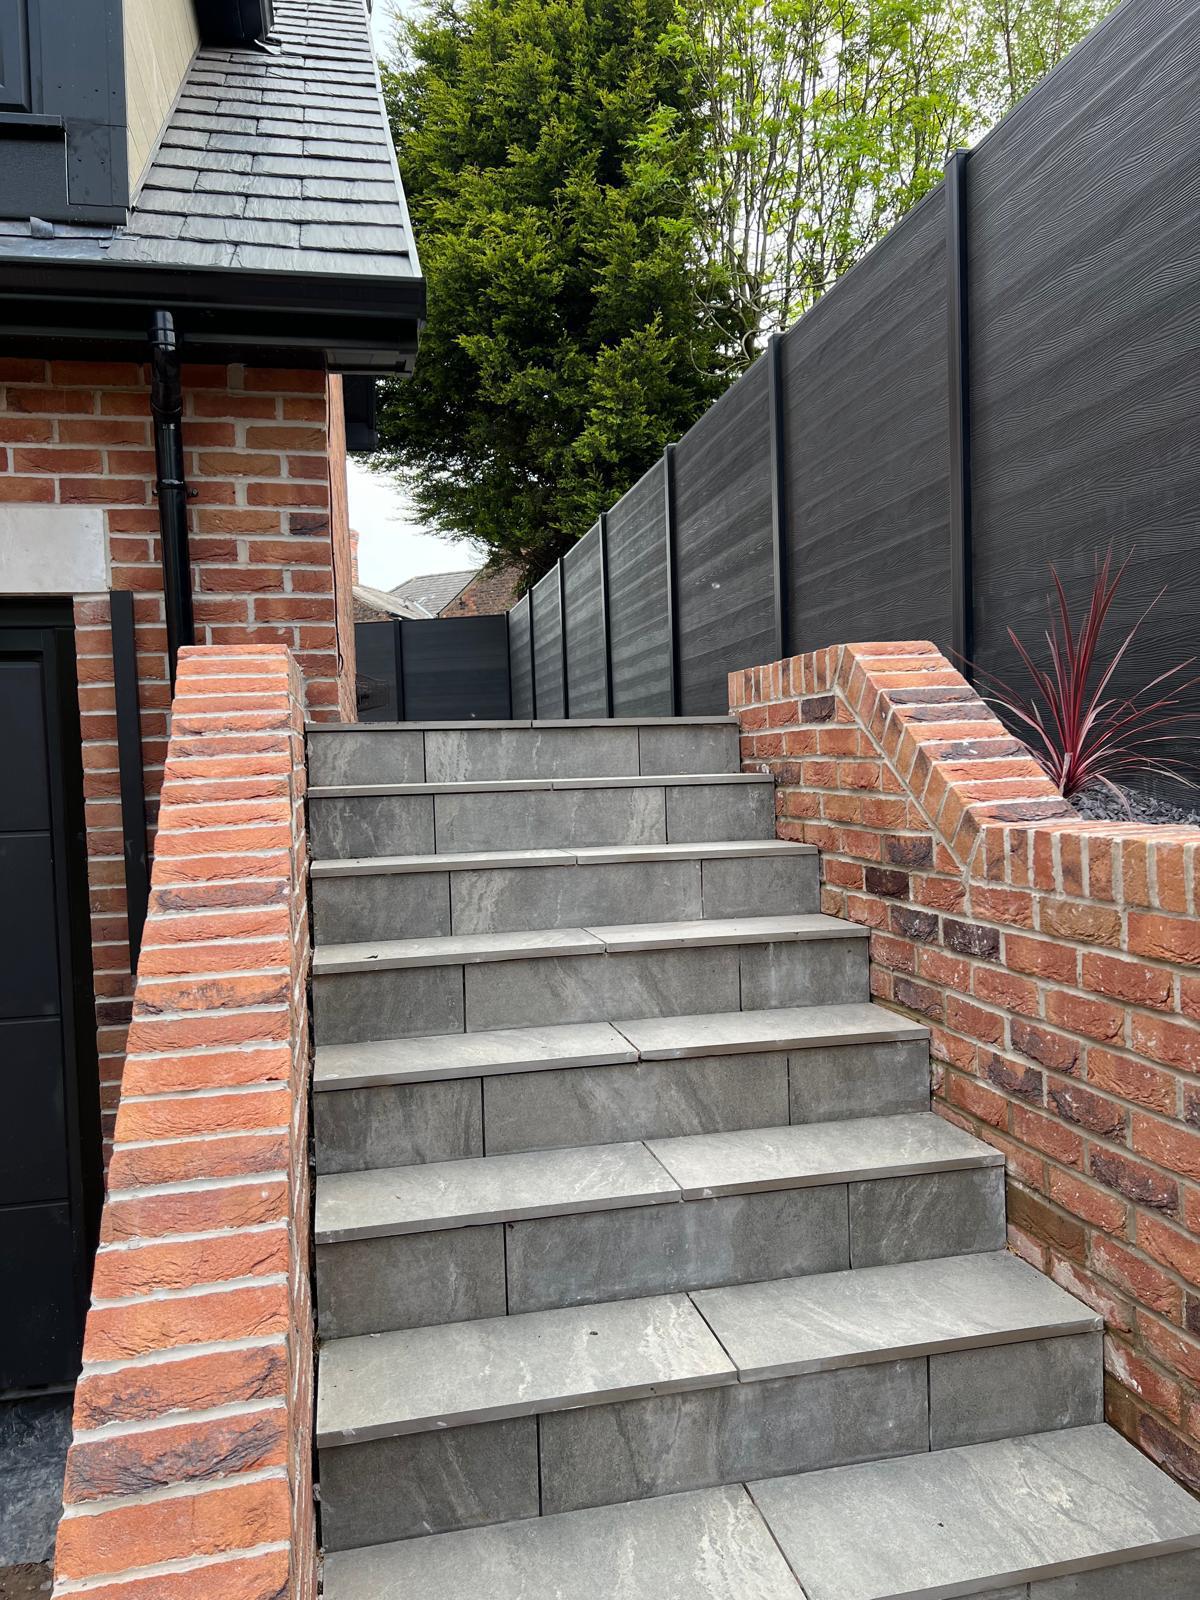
[307,771,775,857]
[307,716,742,787]
[315,1254,1100,1550]
[314,1114,1005,1337]
[311,914,870,1045]
[310,840,819,942]
[312,1003,931,1174]
[321,1431,1200,1599]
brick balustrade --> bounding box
[52,646,316,1600]
[731,641,1200,1492]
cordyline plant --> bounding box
[973,549,1200,805]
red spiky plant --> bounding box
[973,548,1200,805]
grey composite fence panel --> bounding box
[674,356,775,714]
[607,460,672,715]
[400,617,512,720]
[563,524,607,717]
[509,594,533,717]
[531,568,566,719]
[354,622,400,721]
[966,0,1200,744]
[782,183,952,657]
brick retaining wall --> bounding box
[51,646,316,1600]
[731,641,1200,1492]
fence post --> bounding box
[393,617,407,721]
[557,557,569,718]
[946,148,974,675]
[662,443,681,716]
[767,332,790,662]
[598,512,614,717]
[528,590,538,719]
[109,590,149,968]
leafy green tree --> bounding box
[660,0,1115,368]
[374,0,726,584]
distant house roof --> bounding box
[390,569,480,616]
[352,584,430,622]
[0,0,424,371]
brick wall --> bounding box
[439,560,521,617]
[52,645,316,1600]
[731,641,1200,1493]
[0,355,356,1154]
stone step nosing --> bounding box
[310,839,816,878]
[314,1254,1100,1449]
[313,1113,1002,1245]
[312,914,869,976]
[310,771,772,798]
[306,716,741,733]
[312,1003,929,1091]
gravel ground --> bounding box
[1072,784,1200,827]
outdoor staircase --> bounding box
[305,716,1200,1600]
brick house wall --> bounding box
[0,355,357,1156]
[439,561,521,617]
[731,641,1200,1493]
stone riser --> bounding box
[315,1164,1004,1339]
[312,852,819,943]
[312,935,867,1046]
[308,778,775,858]
[314,1038,931,1175]
[317,1331,1101,1552]
[307,721,742,787]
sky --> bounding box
[347,4,472,591]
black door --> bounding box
[0,603,100,1392]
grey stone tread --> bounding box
[315,1140,678,1243]
[317,1294,736,1445]
[315,1113,998,1242]
[587,915,865,953]
[309,716,740,732]
[321,1484,804,1600]
[647,1112,1001,1199]
[618,1003,927,1060]
[312,1003,922,1091]
[693,1252,1100,1382]
[314,927,603,973]
[310,839,815,877]
[310,771,770,797]
[748,1425,1200,1599]
[314,1022,636,1091]
[313,914,862,974]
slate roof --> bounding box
[0,0,419,284]
[390,569,479,616]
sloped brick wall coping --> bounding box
[53,646,316,1600]
[731,641,1200,1492]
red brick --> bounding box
[1104,1337,1181,1423]
[1086,1048,1175,1115]
[0,475,55,501]
[1005,934,1077,983]
[1132,1013,1200,1072]
[75,1342,287,1429]
[1132,1113,1200,1181]
[1081,951,1174,1009]
[1011,1019,1080,1074]
[1048,1166,1126,1232]
[1090,1234,1182,1319]
[1138,1214,1200,1287]
[65,1407,287,1502]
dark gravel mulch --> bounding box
[1071,785,1200,828]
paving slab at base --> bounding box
[321,1484,804,1600]
[747,1425,1200,1600]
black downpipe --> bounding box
[149,311,194,683]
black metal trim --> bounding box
[556,558,569,719]
[597,512,614,718]
[946,149,974,674]
[662,444,681,716]
[393,619,407,721]
[527,589,538,719]
[767,332,790,661]
[109,591,149,969]
[149,311,195,681]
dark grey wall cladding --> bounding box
[783,184,951,655]
[607,461,672,716]
[967,0,1200,741]
[354,622,400,721]
[508,595,533,718]
[674,355,775,713]
[564,524,607,717]
[531,569,566,719]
